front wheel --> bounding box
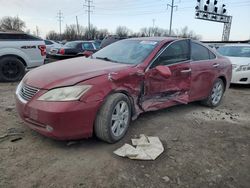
[0,57,25,82]
[202,78,225,107]
[94,93,131,143]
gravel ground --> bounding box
[0,82,249,188]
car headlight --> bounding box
[235,64,250,72]
[38,85,92,101]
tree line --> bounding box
[0,16,201,41]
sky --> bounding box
[0,0,249,40]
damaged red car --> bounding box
[15,37,232,143]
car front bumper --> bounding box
[231,70,250,84]
[16,95,102,140]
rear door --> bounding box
[189,41,218,101]
[142,39,192,111]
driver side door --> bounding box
[141,39,192,111]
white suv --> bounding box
[0,32,46,82]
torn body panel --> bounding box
[141,61,191,111]
[81,67,145,120]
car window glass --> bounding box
[64,42,78,48]
[191,42,210,61]
[151,40,190,68]
[94,42,100,49]
[0,33,39,40]
[45,40,53,45]
[217,46,250,58]
[93,40,158,65]
[209,50,216,59]
[82,43,94,50]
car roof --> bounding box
[125,37,178,42]
[221,44,250,47]
[67,40,95,43]
[0,31,27,35]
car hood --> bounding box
[226,56,250,66]
[23,57,132,89]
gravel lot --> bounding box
[0,82,249,188]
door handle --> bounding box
[213,63,219,68]
[181,68,192,73]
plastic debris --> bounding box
[114,134,164,160]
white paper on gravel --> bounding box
[113,134,164,160]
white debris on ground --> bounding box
[114,134,164,160]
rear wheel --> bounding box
[0,57,25,82]
[202,78,225,107]
[94,93,131,143]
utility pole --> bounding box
[167,0,178,36]
[152,19,156,37]
[36,26,39,37]
[76,16,80,38]
[84,0,94,39]
[57,10,63,39]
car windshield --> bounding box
[217,46,250,58]
[64,42,78,48]
[93,40,159,64]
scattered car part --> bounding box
[113,134,164,160]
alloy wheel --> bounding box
[111,101,129,137]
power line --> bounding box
[57,10,63,38]
[167,0,178,36]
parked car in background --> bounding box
[44,40,62,55]
[217,44,250,84]
[48,40,99,59]
[0,32,46,82]
[16,37,232,143]
[100,35,127,48]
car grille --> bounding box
[18,84,39,101]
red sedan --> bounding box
[15,37,232,143]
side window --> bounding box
[82,42,94,50]
[151,40,190,68]
[191,42,210,61]
[0,33,40,40]
[209,50,216,59]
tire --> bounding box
[202,78,225,107]
[94,93,132,143]
[0,57,25,82]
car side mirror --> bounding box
[82,51,93,57]
[155,65,172,78]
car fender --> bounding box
[80,70,144,119]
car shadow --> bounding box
[230,84,250,90]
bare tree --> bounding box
[85,25,99,40]
[175,26,201,40]
[115,26,130,38]
[63,24,78,41]
[140,27,169,37]
[46,31,61,41]
[0,16,26,31]
[96,29,109,40]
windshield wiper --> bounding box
[95,57,118,63]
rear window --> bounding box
[217,46,250,58]
[0,33,41,40]
[64,42,78,48]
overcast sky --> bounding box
[0,0,249,40]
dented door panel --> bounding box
[142,61,191,111]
